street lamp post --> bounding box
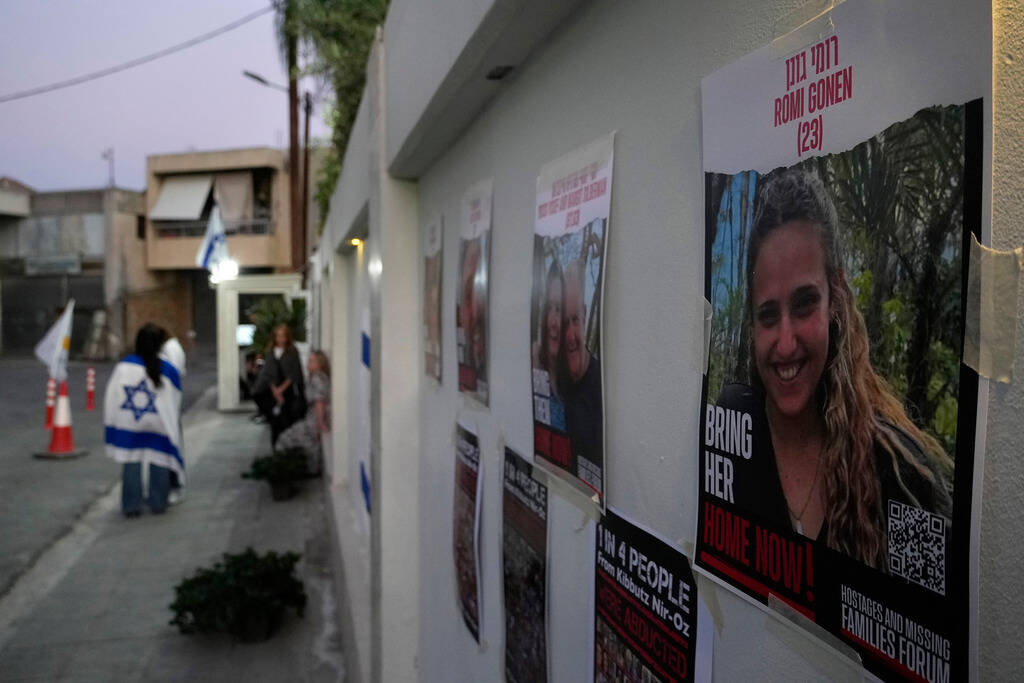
[243,70,309,277]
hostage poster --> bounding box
[457,179,492,405]
[424,215,443,382]
[454,423,484,642]
[531,134,613,506]
[696,1,989,681]
[502,447,549,683]
[595,508,708,683]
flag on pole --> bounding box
[34,299,75,381]
[195,205,228,271]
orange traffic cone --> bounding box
[44,377,56,429]
[35,381,88,459]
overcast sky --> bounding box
[0,0,332,192]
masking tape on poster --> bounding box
[963,234,1023,384]
[702,298,713,374]
[694,569,726,635]
[531,460,602,525]
[496,427,509,466]
[681,539,726,633]
[765,595,866,680]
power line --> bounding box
[0,5,275,104]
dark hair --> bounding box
[538,259,564,372]
[135,323,170,387]
[747,170,841,316]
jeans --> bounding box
[122,462,171,515]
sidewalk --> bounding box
[0,388,344,682]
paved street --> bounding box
[0,380,342,682]
[0,349,217,599]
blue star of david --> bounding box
[121,379,157,421]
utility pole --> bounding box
[101,148,114,187]
[302,92,311,272]
[286,4,301,273]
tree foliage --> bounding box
[275,0,389,231]
[247,295,307,351]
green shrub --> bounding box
[242,449,309,484]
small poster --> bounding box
[531,134,613,506]
[453,423,484,642]
[502,447,549,683]
[424,215,443,381]
[457,179,493,405]
[595,508,708,683]
[696,2,989,681]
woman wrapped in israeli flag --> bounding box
[104,323,184,517]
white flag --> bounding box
[34,299,75,381]
[195,205,228,270]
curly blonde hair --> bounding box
[748,170,951,568]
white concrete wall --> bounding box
[415,1,781,679]
[316,1,1024,680]
[384,0,492,167]
[981,0,1024,673]
[323,95,371,255]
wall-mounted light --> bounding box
[368,256,382,277]
[209,258,239,285]
[349,238,362,246]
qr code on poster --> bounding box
[888,500,946,595]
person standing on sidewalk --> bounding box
[160,335,187,505]
[103,323,184,517]
[275,349,331,475]
[252,323,306,446]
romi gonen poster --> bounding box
[696,2,989,681]
[531,134,613,507]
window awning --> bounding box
[213,172,253,222]
[149,174,212,221]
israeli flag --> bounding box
[195,205,228,270]
[104,354,184,481]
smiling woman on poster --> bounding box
[720,169,952,568]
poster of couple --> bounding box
[696,1,990,681]
[531,134,614,507]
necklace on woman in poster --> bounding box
[787,443,823,536]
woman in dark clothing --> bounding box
[252,324,305,445]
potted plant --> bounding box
[169,548,306,642]
[242,449,309,500]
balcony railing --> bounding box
[153,218,273,238]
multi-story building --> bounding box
[141,147,295,348]
[0,177,146,357]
